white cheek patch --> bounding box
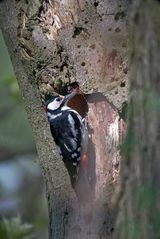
[48,100,62,111]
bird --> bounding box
[45,92,90,197]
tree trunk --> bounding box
[0,0,128,238]
[115,1,160,239]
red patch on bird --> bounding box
[80,153,89,174]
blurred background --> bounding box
[0,30,48,239]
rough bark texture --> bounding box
[115,1,160,239]
[0,0,129,238]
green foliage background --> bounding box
[0,217,34,239]
[0,30,36,156]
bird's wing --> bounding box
[50,111,82,164]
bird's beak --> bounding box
[63,91,76,105]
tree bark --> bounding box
[115,1,160,239]
[0,0,128,238]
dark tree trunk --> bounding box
[0,0,129,238]
[115,1,160,239]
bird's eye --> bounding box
[56,97,61,102]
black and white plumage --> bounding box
[45,92,88,187]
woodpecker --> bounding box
[45,92,89,189]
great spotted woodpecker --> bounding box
[45,92,89,190]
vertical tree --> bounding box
[115,1,160,238]
[0,0,128,238]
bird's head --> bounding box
[45,91,76,112]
